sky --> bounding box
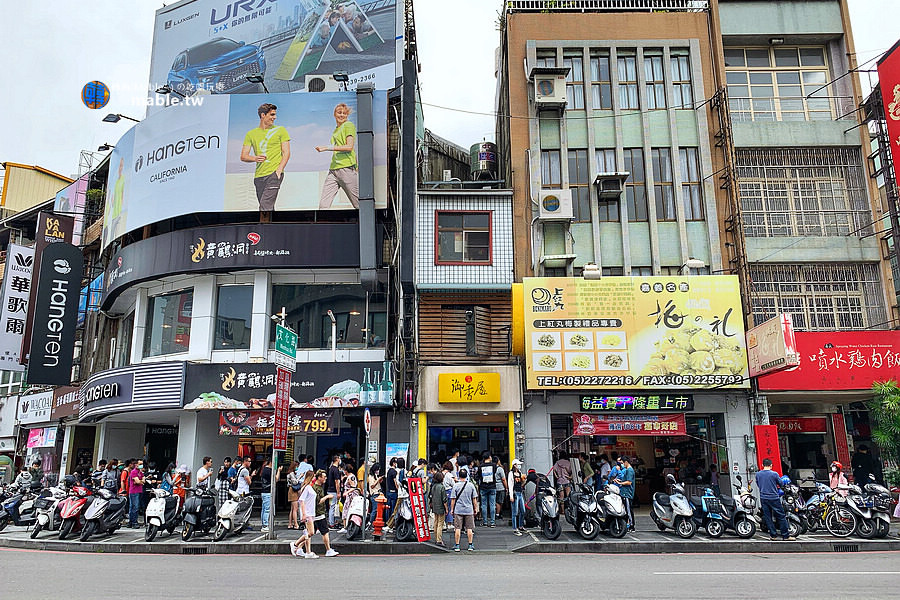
[0,0,893,179]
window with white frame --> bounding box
[750,263,887,331]
[617,50,639,110]
[541,149,562,188]
[725,46,832,122]
[671,48,693,109]
[536,48,557,68]
[143,289,193,357]
[0,371,23,397]
[590,50,613,110]
[568,149,591,222]
[564,50,585,110]
[736,147,871,237]
[644,49,666,110]
[623,148,648,221]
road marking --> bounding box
[250,534,268,543]
[654,572,900,576]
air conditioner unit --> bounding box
[305,74,344,93]
[534,74,567,107]
[538,189,573,220]
[594,172,630,199]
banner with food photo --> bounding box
[523,276,750,390]
[218,409,337,436]
[183,361,392,409]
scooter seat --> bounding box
[654,492,671,507]
[690,496,703,507]
[719,495,736,507]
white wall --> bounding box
[98,422,146,463]
[176,411,238,476]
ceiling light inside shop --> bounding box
[350,311,361,316]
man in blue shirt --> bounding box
[755,458,793,540]
[617,457,636,531]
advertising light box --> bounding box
[149,0,400,102]
[102,90,388,250]
[523,276,750,390]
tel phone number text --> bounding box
[535,374,744,387]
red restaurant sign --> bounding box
[754,425,783,472]
[407,477,430,542]
[878,40,900,196]
[769,417,828,434]
[573,413,687,436]
[758,331,900,391]
[273,367,291,451]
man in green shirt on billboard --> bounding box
[241,103,292,211]
[316,102,359,209]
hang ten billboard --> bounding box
[523,276,750,390]
[103,90,388,250]
[27,243,84,386]
[149,0,400,103]
[0,244,34,372]
[757,330,900,391]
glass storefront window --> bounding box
[270,284,387,350]
[214,285,252,350]
[143,290,192,357]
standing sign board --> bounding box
[0,244,34,371]
[407,477,430,542]
[273,367,291,451]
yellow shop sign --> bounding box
[438,373,501,403]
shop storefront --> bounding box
[416,366,522,467]
[519,276,754,482]
[759,330,900,484]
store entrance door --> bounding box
[427,414,509,466]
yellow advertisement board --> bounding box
[523,276,750,390]
[438,373,502,403]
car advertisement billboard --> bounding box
[102,90,388,249]
[149,0,400,102]
[757,330,900,391]
[523,276,750,390]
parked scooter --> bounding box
[393,494,417,542]
[564,482,601,540]
[58,484,93,540]
[780,477,807,538]
[145,486,182,541]
[650,474,696,538]
[181,486,217,541]
[690,487,726,537]
[214,490,255,541]
[733,475,767,535]
[534,473,561,540]
[861,475,892,538]
[345,493,367,541]
[30,482,68,539]
[0,482,42,532]
[595,483,628,538]
[846,483,877,539]
[714,487,757,539]
[80,488,128,542]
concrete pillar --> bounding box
[523,401,552,474]
[132,289,147,364]
[724,396,754,483]
[249,271,272,360]
[188,275,216,361]
[176,410,238,475]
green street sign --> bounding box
[275,324,297,358]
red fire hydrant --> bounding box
[372,495,387,540]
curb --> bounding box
[513,539,900,554]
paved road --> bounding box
[2,547,899,599]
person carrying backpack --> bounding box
[493,456,507,523]
[477,454,497,527]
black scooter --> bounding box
[181,486,217,541]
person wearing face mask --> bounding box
[829,461,849,497]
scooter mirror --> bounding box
[735,475,743,484]
[665,474,676,485]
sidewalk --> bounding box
[2,514,898,555]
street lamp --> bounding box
[327,310,337,362]
[245,74,269,93]
[155,84,186,99]
[102,113,140,123]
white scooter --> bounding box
[650,474,696,538]
[344,492,368,540]
[30,484,68,539]
[393,494,416,542]
[213,490,254,541]
[145,487,182,541]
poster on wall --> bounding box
[103,90,389,249]
[184,361,392,409]
[218,409,336,435]
[148,0,400,105]
[523,276,750,390]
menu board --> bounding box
[523,276,750,390]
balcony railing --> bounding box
[505,0,709,12]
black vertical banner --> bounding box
[22,212,74,363]
[27,242,83,385]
